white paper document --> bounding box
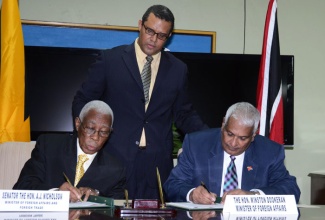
[166,202,223,210]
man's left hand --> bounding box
[79,187,99,201]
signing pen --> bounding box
[200,181,210,193]
[63,172,82,202]
[201,181,222,203]
[63,172,72,185]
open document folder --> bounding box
[166,202,223,210]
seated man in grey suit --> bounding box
[14,100,126,202]
[164,102,300,204]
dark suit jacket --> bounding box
[163,128,301,203]
[13,134,126,199]
[72,43,207,198]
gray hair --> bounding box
[79,100,114,126]
[224,102,260,133]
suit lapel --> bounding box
[78,150,104,185]
[241,144,258,190]
[151,52,171,96]
[146,52,171,115]
[122,43,144,91]
[63,135,78,185]
[208,132,224,195]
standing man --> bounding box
[72,5,207,199]
[14,101,126,202]
[164,102,300,204]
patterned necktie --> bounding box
[141,56,153,104]
[223,155,238,192]
[74,154,89,187]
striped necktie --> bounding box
[223,155,238,192]
[141,56,153,104]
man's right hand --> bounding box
[190,186,217,204]
[59,182,82,203]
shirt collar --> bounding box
[224,150,245,163]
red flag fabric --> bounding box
[256,0,284,144]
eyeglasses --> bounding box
[142,24,169,41]
[78,119,112,138]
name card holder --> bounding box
[0,190,69,212]
[222,195,298,220]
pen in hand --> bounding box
[200,181,210,193]
[63,172,82,202]
[63,172,72,185]
[201,181,222,203]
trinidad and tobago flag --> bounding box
[256,0,284,145]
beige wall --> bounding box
[11,0,325,204]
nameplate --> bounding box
[223,195,298,215]
[225,213,299,220]
[0,212,68,220]
[0,190,69,212]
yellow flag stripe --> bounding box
[0,0,30,143]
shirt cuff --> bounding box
[250,189,265,195]
[49,188,59,191]
[186,188,195,202]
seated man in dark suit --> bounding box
[14,100,126,202]
[164,102,300,204]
